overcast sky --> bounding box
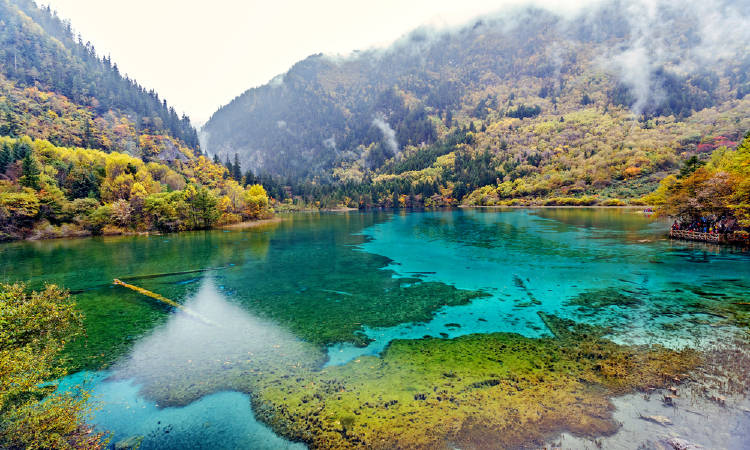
[40,0,591,125]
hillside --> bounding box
[0,0,272,240]
[202,0,750,207]
[0,0,199,157]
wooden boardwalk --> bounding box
[669,230,724,243]
[669,230,749,246]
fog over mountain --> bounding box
[202,0,750,191]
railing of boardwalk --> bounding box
[669,229,725,243]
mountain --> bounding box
[0,0,199,158]
[202,0,750,206]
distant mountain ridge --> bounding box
[202,0,750,205]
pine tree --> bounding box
[244,169,255,186]
[13,140,31,160]
[192,187,219,229]
[213,153,220,164]
[1,111,20,137]
[20,152,41,189]
[233,153,242,181]
[0,142,11,173]
[224,157,233,180]
[83,117,95,148]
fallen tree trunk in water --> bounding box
[113,279,218,327]
[118,267,225,282]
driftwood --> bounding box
[113,279,217,326]
[118,267,225,282]
[68,267,225,294]
[638,414,672,426]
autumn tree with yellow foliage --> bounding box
[647,131,750,229]
[0,283,107,449]
[0,136,272,241]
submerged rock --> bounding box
[665,437,702,449]
[639,414,673,426]
[114,435,144,450]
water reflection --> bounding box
[67,278,319,449]
[109,278,325,405]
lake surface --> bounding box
[2,208,749,449]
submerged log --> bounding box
[113,279,217,326]
[118,267,225,282]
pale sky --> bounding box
[40,0,592,125]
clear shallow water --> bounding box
[332,209,750,362]
[58,372,304,450]
[2,209,749,448]
[55,280,311,449]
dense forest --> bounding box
[0,135,271,241]
[202,0,750,208]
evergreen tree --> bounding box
[0,1,201,147]
[82,117,95,148]
[213,153,220,164]
[0,112,20,137]
[224,157,233,180]
[679,155,705,178]
[13,140,31,160]
[233,153,242,181]
[20,152,41,190]
[244,169,255,186]
[0,142,11,173]
[192,187,219,229]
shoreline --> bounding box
[4,217,283,244]
[459,204,649,209]
[219,217,284,229]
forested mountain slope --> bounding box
[203,0,750,206]
[0,0,272,241]
[0,0,198,158]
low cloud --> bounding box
[372,114,399,155]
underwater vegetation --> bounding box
[567,280,750,331]
[6,210,749,448]
[673,279,750,329]
[241,279,488,348]
[566,287,643,310]
[114,312,699,449]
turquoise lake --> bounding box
[1,208,749,448]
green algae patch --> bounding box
[566,287,642,310]
[676,280,750,329]
[105,312,700,448]
[244,280,489,348]
[51,212,490,369]
[247,314,700,449]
